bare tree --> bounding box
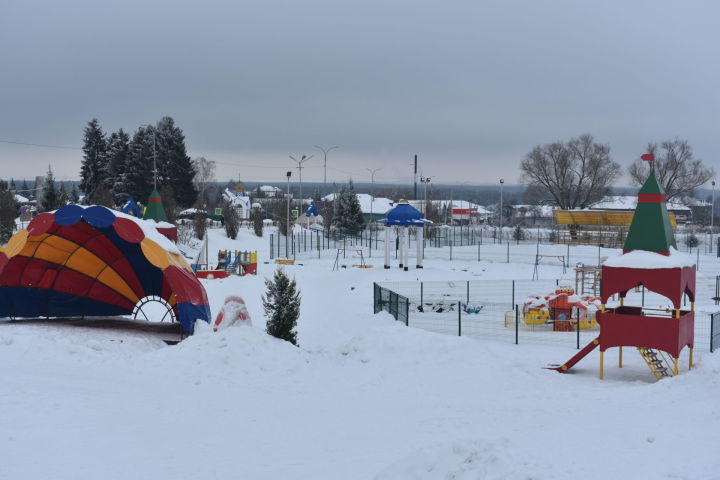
[520,134,621,210]
[192,157,216,205]
[628,138,713,200]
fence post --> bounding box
[711,313,715,353]
[450,240,453,260]
[515,304,519,345]
[420,282,424,307]
[512,280,515,309]
[576,307,580,349]
[405,297,409,327]
[270,234,274,260]
[458,301,462,336]
[506,241,510,263]
[466,281,470,305]
[477,242,481,262]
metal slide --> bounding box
[547,337,600,372]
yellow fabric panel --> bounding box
[5,229,29,258]
[97,268,139,303]
[168,252,191,271]
[66,248,105,278]
[18,233,48,258]
[34,235,79,265]
[141,238,170,270]
[554,210,677,227]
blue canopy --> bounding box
[379,201,432,226]
[121,197,142,217]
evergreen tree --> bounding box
[125,126,155,203]
[40,165,60,212]
[331,179,364,234]
[21,179,29,197]
[223,199,240,239]
[154,116,198,208]
[58,182,69,207]
[251,206,264,237]
[70,183,80,203]
[9,179,16,190]
[160,184,177,223]
[106,128,131,203]
[263,268,301,346]
[79,118,108,197]
[0,180,17,244]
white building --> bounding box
[222,188,252,219]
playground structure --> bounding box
[379,200,431,271]
[532,250,566,280]
[194,249,258,279]
[523,284,600,331]
[553,209,677,247]
[575,264,602,296]
[549,165,695,380]
[332,248,369,271]
[0,205,210,334]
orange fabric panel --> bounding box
[65,248,105,278]
[7,230,30,258]
[34,235,79,265]
[141,239,170,270]
[96,268,140,304]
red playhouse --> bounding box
[549,164,695,380]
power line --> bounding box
[0,139,81,150]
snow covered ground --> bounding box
[2,225,720,479]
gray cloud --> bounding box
[1,0,718,185]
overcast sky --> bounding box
[1,0,718,186]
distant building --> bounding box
[222,188,252,219]
[590,195,692,224]
[255,185,284,198]
[323,193,394,222]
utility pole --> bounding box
[289,154,314,217]
[712,180,716,231]
[413,154,418,200]
[286,171,292,255]
[314,145,338,197]
[421,176,432,217]
[499,178,505,231]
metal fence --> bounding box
[375,279,717,351]
[373,283,409,325]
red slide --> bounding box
[547,337,600,373]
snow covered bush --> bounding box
[263,268,301,346]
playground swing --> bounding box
[532,254,566,280]
[332,248,367,271]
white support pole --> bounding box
[384,225,390,269]
[403,227,409,271]
[398,227,404,268]
[416,226,424,268]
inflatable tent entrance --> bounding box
[0,205,210,333]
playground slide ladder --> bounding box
[637,348,673,380]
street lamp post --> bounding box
[314,145,338,197]
[366,167,382,223]
[499,178,505,234]
[289,154,314,220]
[286,171,292,257]
[421,176,432,218]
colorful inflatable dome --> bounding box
[0,205,210,333]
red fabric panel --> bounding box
[20,258,50,288]
[55,221,99,246]
[114,218,145,244]
[86,281,135,311]
[163,266,209,306]
[0,256,31,286]
[107,257,145,299]
[27,213,56,236]
[54,269,95,297]
[37,269,58,289]
[601,265,696,309]
[0,253,7,274]
[157,227,178,243]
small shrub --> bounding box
[263,268,300,346]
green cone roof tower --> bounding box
[142,188,168,222]
[622,172,676,255]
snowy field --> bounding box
[2,225,720,479]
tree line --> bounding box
[80,117,198,209]
[520,134,713,210]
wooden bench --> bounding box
[275,259,295,265]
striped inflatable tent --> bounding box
[0,205,210,333]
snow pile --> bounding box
[604,247,695,269]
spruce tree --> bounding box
[70,183,80,203]
[106,128,131,203]
[332,180,364,235]
[155,116,198,208]
[0,180,17,244]
[263,268,301,346]
[21,179,29,197]
[79,118,108,197]
[125,126,155,203]
[41,165,59,212]
[58,182,69,207]
[9,179,16,190]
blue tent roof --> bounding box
[121,197,142,218]
[305,201,319,217]
[379,201,432,226]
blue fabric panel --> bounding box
[0,287,131,318]
[83,206,116,229]
[54,205,84,226]
[176,302,211,333]
[101,227,163,296]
